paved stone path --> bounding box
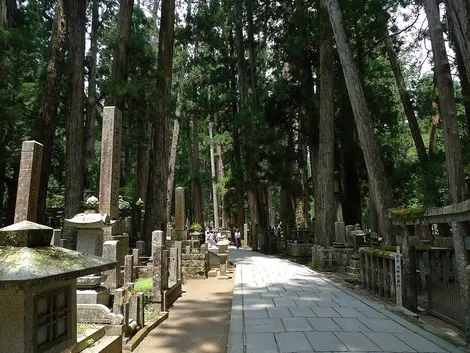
[227,249,464,353]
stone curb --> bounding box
[123,312,168,352]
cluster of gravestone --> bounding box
[0,106,226,353]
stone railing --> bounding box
[359,247,397,303]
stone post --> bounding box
[174,187,187,240]
[169,248,177,284]
[132,248,140,266]
[334,221,346,247]
[175,241,182,281]
[152,230,165,248]
[136,240,145,256]
[218,253,229,279]
[14,140,43,223]
[103,240,121,290]
[124,255,134,284]
[99,107,122,220]
[152,244,164,303]
[243,223,249,248]
[162,250,169,290]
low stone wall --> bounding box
[182,252,209,279]
[286,243,312,258]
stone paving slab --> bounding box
[227,249,464,353]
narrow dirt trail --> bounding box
[135,276,234,353]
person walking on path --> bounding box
[234,228,241,249]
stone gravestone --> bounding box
[99,106,122,237]
[169,248,177,285]
[173,187,187,240]
[152,231,165,304]
[14,140,43,223]
[103,240,122,290]
[334,222,346,248]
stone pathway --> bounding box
[227,249,464,353]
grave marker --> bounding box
[99,107,122,220]
[14,141,43,223]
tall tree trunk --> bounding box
[246,0,257,105]
[144,0,175,242]
[315,0,335,246]
[107,0,134,111]
[166,117,179,221]
[84,0,100,191]
[233,1,247,233]
[326,0,395,244]
[429,82,440,157]
[191,114,204,226]
[209,122,219,229]
[137,127,150,201]
[451,31,470,134]
[63,0,86,249]
[385,36,428,165]
[424,0,470,308]
[0,0,14,28]
[216,142,227,228]
[444,0,470,84]
[35,0,66,224]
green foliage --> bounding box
[134,278,153,293]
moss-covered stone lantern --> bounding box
[0,221,116,353]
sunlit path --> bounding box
[227,249,462,353]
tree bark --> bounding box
[451,29,470,134]
[385,36,427,166]
[444,0,470,84]
[0,0,14,28]
[84,0,100,191]
[107,0,134,111]
[216,142,227,228]
[35,0,66,224]
[191,114,204,226]
[315,0,335,246]
[166,117,179,221]
[209,122,219,229]
[233,3,247,233]
[424,0,470,332]
[144,0,175,242]
[63,0,86,249]
[326,0,395,244]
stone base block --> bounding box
[208,269,218,277]
[77,287,110,306]
[77,304,123,324]
[173,230,188,241]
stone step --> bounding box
[82,335,122,353]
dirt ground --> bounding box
[135,275,235,353]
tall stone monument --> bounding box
[14,140,43,223]
[174,187,187,240]
[99,106,122,237]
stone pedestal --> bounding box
[218,253,229,279]
[242,223,249,248]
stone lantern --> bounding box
[0,221,116,353]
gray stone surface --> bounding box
[14,140,43,223]
[276,332,312,353]
[99,106,122,219]
[103,240,120,290]
[124,254,134,284]
[175,187,185,231]
[227,248,461,353]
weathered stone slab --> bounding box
[103,240,120,290]
[14,141,43,223]
[132,248,140,266]
[124,254,134,284]
[169,248,177,284]
[99,106,122,219]
[51,229,61,246]
[175,187,185,231]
